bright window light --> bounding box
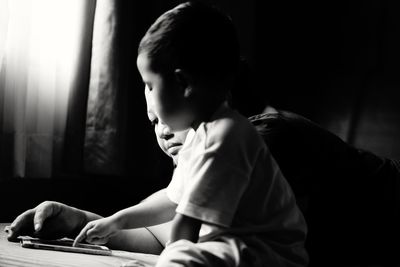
[1,0,87,133]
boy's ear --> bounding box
[174,69,193,98]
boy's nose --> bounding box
[159,123,173,139]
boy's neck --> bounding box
[190,92,227,130]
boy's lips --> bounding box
[167,143,181,155]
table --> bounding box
[0,223,158,267]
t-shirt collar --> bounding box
[180,101,229,156]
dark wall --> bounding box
[0,177,163,222]
[254,1,400,159]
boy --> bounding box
[74,2,308,266]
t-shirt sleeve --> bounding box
[166,169,183,205]
[174,149,251,227]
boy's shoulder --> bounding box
[207,104,252,129]
[201,105,263,147]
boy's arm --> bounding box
[113,189,176,229]
[169,213,202,244]
[73,190,177,246]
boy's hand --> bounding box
[73,216,120,246]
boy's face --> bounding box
[147,107,189,165]
[137,52,194,132]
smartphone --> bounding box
[21,237,112,256]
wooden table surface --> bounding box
[0,223,158,267]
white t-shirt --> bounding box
[167,103,307,261]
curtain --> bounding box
[0,0,96,178]
[83,0,174,182]
[0,0,174,182]
[84,0,121,175]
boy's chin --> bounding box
[172,156,179,166]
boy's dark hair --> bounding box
[138,1,240,82]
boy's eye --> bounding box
[144,83,152,91]
[150,118,158,126]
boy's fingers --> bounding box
[84,226,104,243]
[86,225,100,237]
[121,260,145,267]
[73,223,93,246]
[6,209,35,241]
[33,203,54,232]
[87,235,109,245]
[10,209,32,231]
[73,228,87,246]
[9,209,33,231]
[4,225,12,237]
[73,230,86,247]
